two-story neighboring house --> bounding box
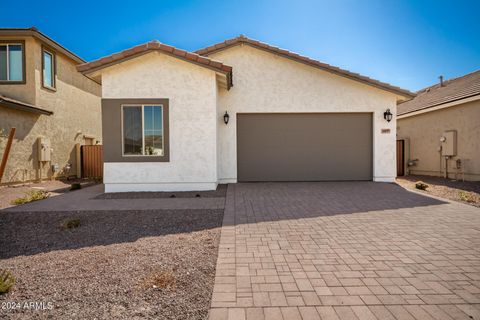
[0,27,101,184]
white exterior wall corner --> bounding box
[101,51,219,192]
[211,45,398,183]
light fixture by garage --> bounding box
[383,109,393,122]
[223,111,230,124]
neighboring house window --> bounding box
[42,48,55,89]
[0,43,24,82]
[122,105,164,156]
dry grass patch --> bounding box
[458,190,479,204]
[139,269,177,290]
[0,269,15,294]
[10,189,49,205]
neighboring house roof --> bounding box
[195,35,415,99]
[398,70,480,116]
[0,94,53,115]
[77,41,233,89]
[0,27,85,64]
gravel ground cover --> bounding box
[397,174,480,207]
[95,184,227,200]
[0,209,223,319]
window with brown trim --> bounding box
[122,104,165,156]
[101,98,169,163]
[0,41,25,83]
[42,47,55,89]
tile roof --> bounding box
[0,27,85,63]
[0,94,53,115]
[77,41,233,89]
[195,35,415,98]
[398,70,480,116]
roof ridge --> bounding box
[195,35,414,98]
[397,69,480,115]
[0,27,85,63]
[76,40,233,89]
[415,69,480,94]
[443,68,480,83]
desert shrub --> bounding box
[415,181,429,191]
[0,269,15,294]
[458,191,476,203]
[70,183,82,191]
[11,190,49,205]
[61,218,81,229]
[140,270,176,290]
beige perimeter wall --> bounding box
[0,36,101,184]
[397,99,480,181]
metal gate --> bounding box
[396,140,405,177]
[81,145,103,178]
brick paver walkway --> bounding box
[209,182,480,320]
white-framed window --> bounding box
[122,104,164,156]
[42,48,55,88]
[0,43,24,82]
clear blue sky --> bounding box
[2,0,479,91]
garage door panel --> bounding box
[237,113,372,181]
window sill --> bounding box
[41,85,57,92]
[0,80,26,85]
[118,154,170,162]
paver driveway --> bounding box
[209,182,480,320]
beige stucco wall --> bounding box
[209,44,400,183]
[398,99,480,181]
[0,36,101,184]
[0,36,36,104]
[101,51,219,192]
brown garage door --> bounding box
[237,113,372,182]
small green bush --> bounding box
[458,191,475,203]
[0,269,15,294]
[11,190,49,205]
[70,183,82,191]
[415,181,429,191]
[61,218,81,229]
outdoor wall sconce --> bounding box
[223,111,230,124]
[383,109,393,122]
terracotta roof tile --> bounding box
[398,70,480,116]
[159,43,174,53]
[184,52,197,60]
[195,35,414,98]
[77,40,233,89]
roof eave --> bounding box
[196,37,415,98]
[397,93,480,118]
[0,28,85,64]
[0,98,53,115]
[78,46,233,89]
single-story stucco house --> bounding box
[77,35,414,192]
[397,70,480,181]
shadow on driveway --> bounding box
[1,182,448,260]
[229,181,447,224]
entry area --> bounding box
[236,113,373,182]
